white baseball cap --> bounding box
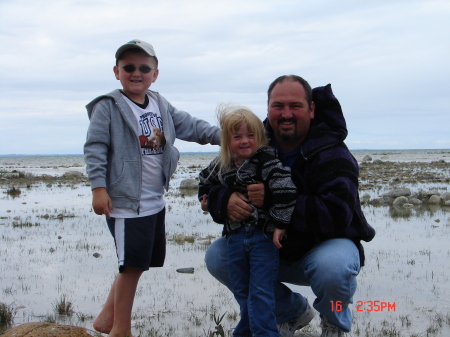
[115,39,158,64]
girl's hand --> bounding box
[273,228,285,249]
[201,194,209,212]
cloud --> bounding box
[0,0,449,154]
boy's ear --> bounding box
[151,69,159,83]
[113,65,120,80]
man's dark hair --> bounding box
[267,75,312,106]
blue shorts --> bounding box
[106,208,166,272]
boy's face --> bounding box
[113,50,159,103]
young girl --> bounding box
[198,104,297,337]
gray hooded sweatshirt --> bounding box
[84,89,220,212]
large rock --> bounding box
[179,178,198,190]
[2,322,100,336]
[393,196,409,205]
[362,155,372,162]
[428,195,441,204]
[383,188,411,199]
[440,192,450,201]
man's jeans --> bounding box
[205,237,360,332]
[227,227,280,337]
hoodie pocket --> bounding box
[109,160,139,199]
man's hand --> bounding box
[227,192,253,222]
[273,228,285,249]
[200,194,208,212]
[247,183,265,208]
[92,187,113,219]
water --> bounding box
[1,150,449,336]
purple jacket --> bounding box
[205,84,375,265]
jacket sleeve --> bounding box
[261,158,297,230]
[291,146,362,237]
[198,160,233,224]
[83,100,111,190]
[168,101,220,145]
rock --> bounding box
[369,198,387,205]
[361,193,371,203]
[383,188,411,199]
[408,198,422,205]
[428,195,441,204]
[179,178,198,190]
[403,203,414,208]
[176,267,194,274]
[2,322,99,336]
[424,190,440,197]
[393,196,409,205]
[362,155,372,162]
[174,234,186,242]
[440,192,450,201]
[197,239,212,245]
[64,171,84,177]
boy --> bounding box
[84,39,220,337]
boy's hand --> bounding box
[200,194,208,212]
[273,228,285,249]
[92,187,113,219]
[227,192,252,222]
[247,183,264,208]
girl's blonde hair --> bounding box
[216,103,268,175]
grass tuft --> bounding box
[54,294,74,315]
[0,302,17,326]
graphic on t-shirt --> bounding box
[139,127,166,151]
[137,112,165,155]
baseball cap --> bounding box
[115,39,158,64]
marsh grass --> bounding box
[0,302,17,326]
[54,294,74,316]
[206,313,228,337]
[4,186,21,197]
[12,221,40,228]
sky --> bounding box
[0,0,449,155]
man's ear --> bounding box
[310,101,315,119]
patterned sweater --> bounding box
[198,147,297,233]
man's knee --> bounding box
[204,237,230,284]
[309,239,360,282]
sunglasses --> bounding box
[120,64,154,74]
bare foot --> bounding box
[93,315,113,334]
[107,329,134,337]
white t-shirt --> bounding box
[109,93,166,218]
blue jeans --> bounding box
[227,227,280,337]
[205,237,360,333]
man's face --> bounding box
[267,80,315,147]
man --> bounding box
[203,75,375,337]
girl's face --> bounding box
[230,122,258,165]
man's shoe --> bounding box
[320,316,347,337]
[278,302,315,337]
